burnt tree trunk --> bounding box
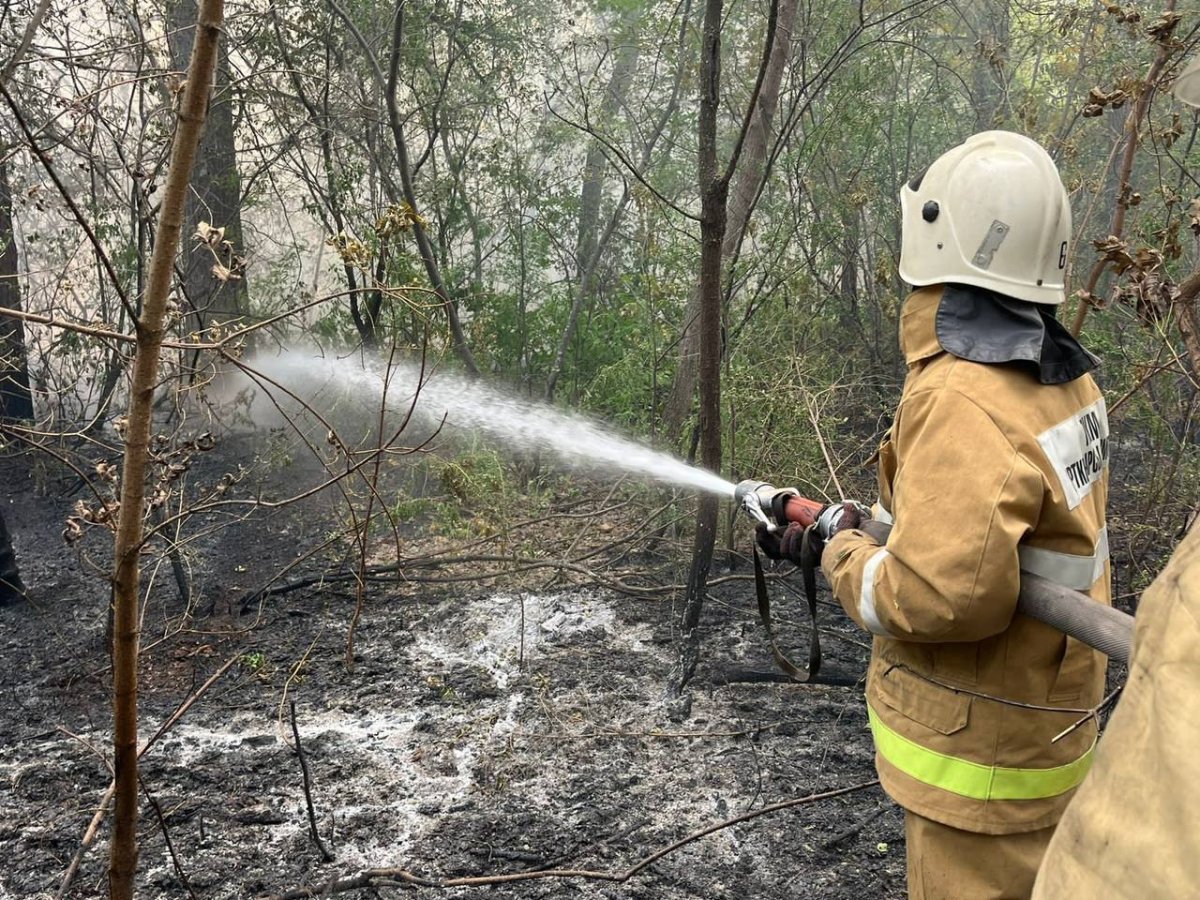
[166,0,248,330]
[674,0,728,692]
[0,157,33,421]
[673,0,779,692]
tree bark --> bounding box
[545,39,640,402]
[661,0,796,444]
[0,157,33,421]
[672,0,780,692]
[109,2,222,895]
[166,0,248,329]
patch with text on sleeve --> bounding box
[1036,399,1109,510]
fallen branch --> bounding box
[818,806,885,851]
[545,816,652,871]
[237,554,670,606]
[140,776,200,899]
[289,701,335,862]
[264,779,881,898]
[236,545,845,611]
[234,507,773,610]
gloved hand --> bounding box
[766,488,800,528]
[756,500,872,565]
[808,500,872,559]
[755,521,807,564]
[815,500,871,541]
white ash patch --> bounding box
[411,590,654,690]
[154,712,278,765]
[147,702,484,871]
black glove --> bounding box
[755,521,807,564]
[768,489,799,527]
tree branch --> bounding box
[265,780,881,898]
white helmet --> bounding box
[899,131,1072,305]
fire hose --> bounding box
[733,480,1134,670]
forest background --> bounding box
[2,0,1200,896]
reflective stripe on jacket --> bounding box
[823,285,1110,835]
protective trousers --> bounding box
[905,811,1053,900]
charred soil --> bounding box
[0,443,916,899]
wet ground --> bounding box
[0,442,907,900]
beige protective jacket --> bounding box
[824,285,1110,835]
[1032,522,1200,897]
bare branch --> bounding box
[265,780,882,898]
[0,0,53,87]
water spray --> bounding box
[236,348,739,498]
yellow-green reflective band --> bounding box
[867,705,1094,801]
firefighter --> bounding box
[1029,517,1199,897]
[761,131,1110,898]
[0,507,24,605]
[1027,63,1200,900]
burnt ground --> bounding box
[0,437,911,899]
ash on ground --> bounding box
[0,449,904,899]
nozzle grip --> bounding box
[779,495,826,529]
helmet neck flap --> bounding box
[934,284,1098,384]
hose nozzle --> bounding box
[733,479,772,507]
[734,479,790,532]
[734,479,825,531]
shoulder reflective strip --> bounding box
[867,704,1094,801]
[1017,527,1109,592]
[874,503,894,525]
[859,548,893,637]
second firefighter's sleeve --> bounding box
[822,386,1043,643]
